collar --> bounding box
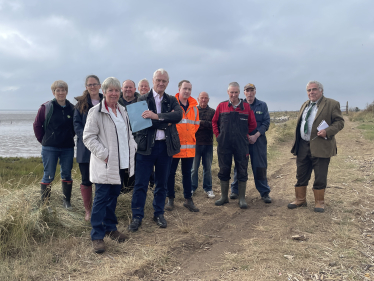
[104,99,118,112]
[198,105,210,110]
[153,89,163,100]
[309,96,323,106]
[228,99,243,109]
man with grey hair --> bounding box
[138,78,150,95]
[288,80,344,213]
[191,91,216,198]
[128,69,183,232]
[212,82,257,209]
[119,80,140,106]
[230,83,272,203]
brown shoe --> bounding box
[287,186,307,209]
[105,230,128,243]
[92,239,105,254]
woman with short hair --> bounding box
[74,75,103,221]
[83,77,137,254]
[33,80,75,211]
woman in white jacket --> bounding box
[83,77,137,254]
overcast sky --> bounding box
[0,0,373,111]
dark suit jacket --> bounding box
[291,95,344,158]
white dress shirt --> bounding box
[300,98,321,141]
[153,90,166,140]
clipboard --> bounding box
[125,101,152,132]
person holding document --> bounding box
[288,81,344,213]
[128,69,183,232]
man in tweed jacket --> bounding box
[288,81,344,213]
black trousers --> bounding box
[295,139,330,190]
[217,146,249,182]
[78,163,92,186]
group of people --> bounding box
[33,68,345,254]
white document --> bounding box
[316,120,329,140]
[317,120,329,131]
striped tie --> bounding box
[304,102,316,134]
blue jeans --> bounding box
[167,157,194,199]
[41,146,74,184]
[191,145,213,192]
[131,141,172,221]
[231,135,270,197]
[91,183,121,240]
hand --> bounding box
[104,157,108,163]
[317,129,327,138]
[248,135,258,144]
[142,110,159,120]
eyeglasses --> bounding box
[87,83,100,88]
[245,88,255,92]
[307,88,319,92]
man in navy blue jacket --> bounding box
[230,83,272,203]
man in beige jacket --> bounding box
[288,81,344,213]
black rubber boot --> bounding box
[62,181,72,210]
[40,183,52,213]
[215,180,230,206]
[238,181,248,209]
[165,198,174,211]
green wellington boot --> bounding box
[215,180,230,206]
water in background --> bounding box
[0,111,42,157]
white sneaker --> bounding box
[205,190,215,198]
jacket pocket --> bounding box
[171,131,181,151]
[135,133,147,151]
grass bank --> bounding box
[1,113,373,280]
[349,101,374,140]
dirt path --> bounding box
[127,118,374,281]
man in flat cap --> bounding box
[230,83,272,203]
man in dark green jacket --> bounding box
[288,80,344,213]
[128,69,183,232]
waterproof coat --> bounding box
[291,95,344,158]
[173,93,200,158]
[83,99,137,185]
[73,93,103,163]
[212,99,257,154]
[135,90,183,157]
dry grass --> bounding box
[1,114,374,280]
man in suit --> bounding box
[288,81,344,212]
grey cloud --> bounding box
[0,0,373,111]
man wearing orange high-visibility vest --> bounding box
[166,80,200,212]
